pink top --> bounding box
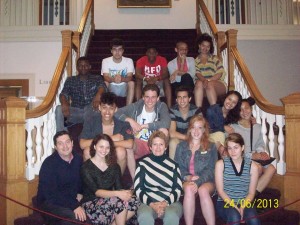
[177,59,188,73]
[189,153,195,175]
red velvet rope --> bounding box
[0,192,299,225]
[0,192,90,225]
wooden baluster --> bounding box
[25,120,35,180]
[34,119,43,174]
[266,114,275,159]
[276,114,286,175]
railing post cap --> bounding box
[3,96,28,108]
[281,92,300,104]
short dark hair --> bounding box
[175,86,192,98]
[110,38,124,49]
[148,130,169,148]
[225,133,245,155]
[145,45,158,53]
[241,97,255,106]
[142,84,160,97]
[100,92,117,106]
[53,130,72,146]
[196,33,214,54]
[90,134,117,165]
[76,56,90,67]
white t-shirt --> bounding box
[101,56,135,83]
[135,106,156,141]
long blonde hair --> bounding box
[187,115,210,151]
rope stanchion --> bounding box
[0,192,90,225]
[222,198,300,225]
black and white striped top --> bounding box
[134,154,183,205]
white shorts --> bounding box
[109,82,127,97]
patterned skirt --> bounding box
[82,196,139,225]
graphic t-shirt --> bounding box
[135,106,156,141]
[101,56,135,78]
[136,56,167,78]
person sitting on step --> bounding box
[101,38,135,106]
[169,85,202,160]
[79,92,134,179]
[55,56,107,132]
[136,45,172,108]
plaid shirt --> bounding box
[61,74,107,109]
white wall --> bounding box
[238,40,300,105]
[0,41,61,97]
[94,0,196,29]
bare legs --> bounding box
[194,80,227,107]
[126,81,135,105]
[183,182,216,225]
[163,78,172,108]
[257,164,276,193]
[126,148,136,182]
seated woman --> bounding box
[134,131,183,225]
[206,90,242,157]
[80,134,139,225]
[215,133,260,225]
[230,97,276,195]
[194,33,227,108]
[174,115,218,225]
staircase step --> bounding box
[86,29,198,74]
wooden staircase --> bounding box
[86,29,198,75]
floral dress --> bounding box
[81,159,139,225]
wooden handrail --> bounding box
[198,0,218,36]
[26,48,69,119]
[78,0,93,33]
[231,46,284,115]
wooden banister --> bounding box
[26,48,69,119]
[231,46,284,114]
[78,0,94,33]
[198,0,218,36]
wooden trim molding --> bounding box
[0,79,29,97]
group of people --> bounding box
[38,33,277,225]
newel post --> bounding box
[225,29,238,91]
[61,30,73,76]
[281,92,300,212]
[216,31,226,60]
[0,97,28,225]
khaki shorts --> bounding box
[209,131,225,146]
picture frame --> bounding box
[117,0,172,8]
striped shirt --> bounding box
[169,104,202,134]
[134,154,182,205]
[195,54,225,81]
[218,157,251,204]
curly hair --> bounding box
[187,115,210,151]
[221,90,242,125]
[100,92,117,106]
[148,130,169,149]
[196,33,214,54]
[90,134,117,166]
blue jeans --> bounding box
[55,104,97,132]
[216,201,261,225]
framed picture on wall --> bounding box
[117,0,172,8]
